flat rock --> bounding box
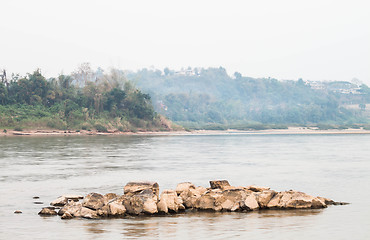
[50,195,83,207]
[246,185,270,192]
[209,180,230,190]
[267,190,326,209]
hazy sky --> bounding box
[1,0,369,83]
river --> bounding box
[0,133,369,239]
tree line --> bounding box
[0,65,167,131]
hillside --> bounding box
[126,67,370,129]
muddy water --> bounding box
[0,134,369,239]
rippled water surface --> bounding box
[0,134,369,239]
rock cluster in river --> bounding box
[38,180,344,219]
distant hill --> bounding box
[126,67,370,129]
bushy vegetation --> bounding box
[0,65,173,131]
[126,67,370,129]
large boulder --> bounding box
[122,189,158,215]
[242,194,260,210]
[80,207,99,219]
[83,193,105,210]
[58,202,83,217]
[267,190,326,209]
[157,189,185,214]
[209,180,230,190]
[124,182,159,198]
[179,186,207,208]
[254,190,276,208]
[195,189,223,211]
[108,202,126,216]
[175,182,195,195]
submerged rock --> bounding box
[61,212,73,219]
[38,207,57,216]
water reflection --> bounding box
[76,209,324,239]
[83,222,107,234]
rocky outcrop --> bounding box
[40,180,345,220]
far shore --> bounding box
[1,127,370,137]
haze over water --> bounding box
[0,134,369,239]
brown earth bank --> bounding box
[2,127,370,137]
[37,180,348,219]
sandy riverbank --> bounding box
[1,127,370,137]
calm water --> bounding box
[0,134,369,239]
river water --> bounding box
[0,133,369,239]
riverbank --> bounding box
[1,127,370,137]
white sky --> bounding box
[1,0,369,83]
